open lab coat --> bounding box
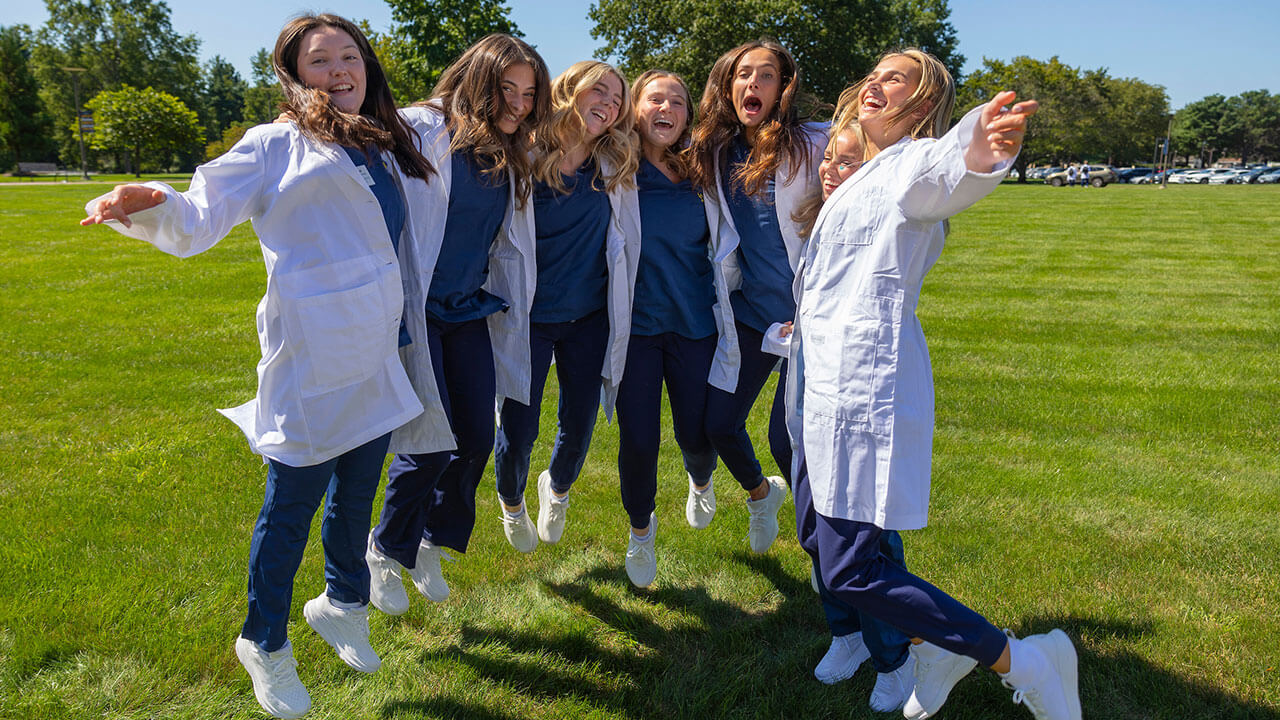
[703,124,826,393]
[393,105,537,449]
[506,156,641,419]
[785,106,1013,530]
[86,122,440,467]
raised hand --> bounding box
[81,184,166,228]
[966,90,1039,173]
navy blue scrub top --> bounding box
[529,161,610,324]
[343,144,412,347]
[721,135,795,334]
[632,158,716,339]
[425,150,510,323]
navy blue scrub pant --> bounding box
[704,322,790,493]
[615,331,718,530]
[816,532,912,672]
[374,316,496,566]
[242,432,391,653]
[794,465,1008,668]
[494,308,610,505]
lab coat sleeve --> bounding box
[85,129,269,258]
[898,105,1014,224]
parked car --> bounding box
[1028,166,1061,180]
[1169,169,1211,184]
[1116,167,1153,183]
[1257,168,1280,184]
[1208,168,1253,184]
[1045,165,1117,187]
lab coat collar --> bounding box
[815,135,912,232]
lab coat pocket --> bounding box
[821,187,883,246]
[280,258,396,397]
[802,292,900,435]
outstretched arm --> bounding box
[965,90,1039,174]
[81,184,166,228]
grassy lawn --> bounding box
[0,182,1277,719]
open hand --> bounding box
[81,184,165,228]
[966,90,1039,173]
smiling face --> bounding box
[496,62,537,135]
[857,54,923,137]
[819,129,863,200]
[634,76,690,154]
[575,71,624,139]
[731,48,781,133]
[296,25,366,114]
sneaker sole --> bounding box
[234,638,309,720]
[303,600,380,674]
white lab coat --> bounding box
[391,106,537,451]
[785,106,1013,530]
[704,124,826,393]
[86,123,436,467]
[506,157,641,418]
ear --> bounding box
[911,100,933,122]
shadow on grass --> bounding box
[379,556,1279,720]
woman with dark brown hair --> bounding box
[82,13,435,719]
[685,39,825,555]
[364,33,552,614]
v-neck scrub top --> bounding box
[425,149,510,323]
[530,161,611,324]
[721,136,795,333]
[632,158,715,339]
[343,144,412,347]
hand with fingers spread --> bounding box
[965,90,1039,173]
[80,184,166,228]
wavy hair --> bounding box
[273,13,433,179]
[793,124,861,239]
[532,61,638,194]
[687,39,817,195]
[833,47,956,158]
[423,33,550,209]
[630,69,694,179]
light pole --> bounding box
[61,66,90,181]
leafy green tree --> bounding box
[588,0,963,104]
[201,55,246,140]
[205,120,253,161]
[1220,90,1280,164]
[379,0,521,103]
[29,0,202,168]
[84,85,203,176]
[241,48,284,125]
[0,25,56,171]
[1172,94,1228,165]
[1089,72,1169,166]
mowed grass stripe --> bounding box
[0,183,1276,718]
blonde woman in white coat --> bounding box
[686,39,824,554]
[81,15,436,719]
[493,61,641,551]
[786,49,1080,720]
[364,34,549,614]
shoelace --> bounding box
[1007,686,1046,716]
[266,650,300,683]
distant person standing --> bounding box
[1080,164,1090,187]
[1066,164,1077,187]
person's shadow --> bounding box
[379,553,1278,719]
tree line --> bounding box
[1,0,1275,176]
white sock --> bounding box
[999,636,1046,688]
[692,477,713,494]
[503,506,526,520]
[631,526,653,543]
[551,490,570,505]
[328,596,362,610]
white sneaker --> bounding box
[625,514,658,588]
[302,594,380,673]
[870,655,915,712]
[501,501,539,553]
[746,475,787,553]
[1001,630,1082,720]
[408,539,450,602]
[536,470,569,544]
[365,532,410,616]
[685,475,716,529]
[235,636,310,719]
[903,641,978,719]
[814,632,870,684]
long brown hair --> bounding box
[687,39,816,195]
[274,13,433,180]
[532,61,638,194]
[630,69,694,180]
[423,33,550,209]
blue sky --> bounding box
[9,0,1278,109]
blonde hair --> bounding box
[687,39,818,195]
[532,61,638,194]
[423,34,550,209]
[630,69,694,179]
[793,124,862,239]
[834,48,956,160]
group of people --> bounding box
[81,12,1080,720]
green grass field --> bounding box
[1,181,1277,719]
